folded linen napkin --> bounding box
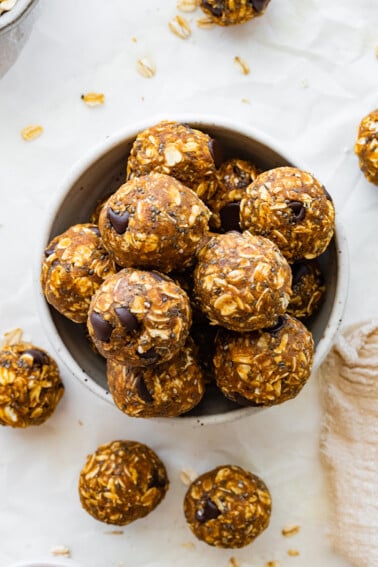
[319,320,378,567]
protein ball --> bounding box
[99,173,211,272]
[287,260,326,319]
[0,343,64,427]
[79,440,169,525]
[87,268,192,366]
[41,223,117,323]
[193,231,292,331]
[240,167,335,263]
[126,120,219,202]
[213,315,315,407]
[200,0,271,26]
[208,158,260,232]
[183,465,271,548]
[354,108,378,185]
[107,338,205,418]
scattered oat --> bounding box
[241,98,250,104]
[137,57,156,78]
[21,125,43,142]
[181,541,196,549]
[104,530,124,535]
[169,15,192,39]
[180,467,198,486]
[234,56,250,75]
[287,549,300,557]
[229,557,240,567]
[282,525,300,537]
[197,16,216,29]
[266,561,279,567]
[177,0,198,12]
[1,328,23,347]
[131,36,138,43]
[81,92,105,106]
[50,545,71,558]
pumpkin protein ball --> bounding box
[0,342,64,427]
[183,465,271,548]
[79,440,169,525]
[87,268,192,366]
[213,314,315,407]
[287,259,326,320]
[126,120,219,202]
[107,338,205,418]
[354,108,378,185]
[41,223,117,323]
[240,167,335,263]
[99,172,211,272]
[200,0,271,26]
[207,158,260,232]
[193,231,292,332]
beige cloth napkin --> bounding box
[319,320,378,567]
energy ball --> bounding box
[240,167,335,263]
[41,223,117,323]
[183,465,271,548]
[79,440,169,525]
[200,0,271,26]
[193,231,292,331]
[87,268,192,366]
[107,338,205,418]
[213,314,315,407]
[354,109,378,185]
[99,173,210,272]
[287,260,326,319]
[126,120,219,202]
[0,343,64,428]
[208,158,260,232]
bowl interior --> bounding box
[40,120,344,423]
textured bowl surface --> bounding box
[35,115,349,425]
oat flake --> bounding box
[234,56,250,75]
[169,15,192,39]
[50,545,71,557]
[1,328,23,347]
[287,549,300,557]
[81,92,105,106]
[137,57,156,78]
[197,16,216,29]
[21,125,43,141]
[282,524,301,537]
[177,0,198,12]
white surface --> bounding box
[0,1,377,566]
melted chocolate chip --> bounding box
[249,0,269,13]
[208,138,223,168]
[115,307,139,332]
[291,262,311,286]
[107,208,130,234]
[90,312,113,342]
[23,349,47,367]
[263,316,286,335]
[201,1,223,18]
[44,243,56,257]
[322,185,333,202]
[195,499,221,523]
[138,348,160,364]
[287,200,306,222]
[148,468,166,489]
[134,374,154,403]
[219,202,241,232]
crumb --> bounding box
[50,545,71,557]
[81,92,105,106]
[234,56,250,75]
[241,98,250,104]
[229,558,240,567]
[287,549,300,557]
[21,125,43,141]
[181,541,196,549]
[281,525,300,537]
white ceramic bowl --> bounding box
[0,0,39,77]
[35,115,349,425]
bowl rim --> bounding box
[0,0,37,32]
[34,113,349,426]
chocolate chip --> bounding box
[322,185,333,202]
[263,316,286,335]
[44,243,56,257]
[115,307,139,332]
[107,207,130,234]
[148,468,166,489]
[134,373,154,403]
[90,312,113,342]
[201,1,224,18]
[219,202,241,232]
[208,138,223,168]
[195,499,221,523]
[249,0,269,12]
[151,271,170,283]
[90,226,101,237]
[138,348,159,364]
[287,200,306,222]
[291,262,311,286]
[23,349,47,367]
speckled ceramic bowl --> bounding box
[35,115,349,425]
